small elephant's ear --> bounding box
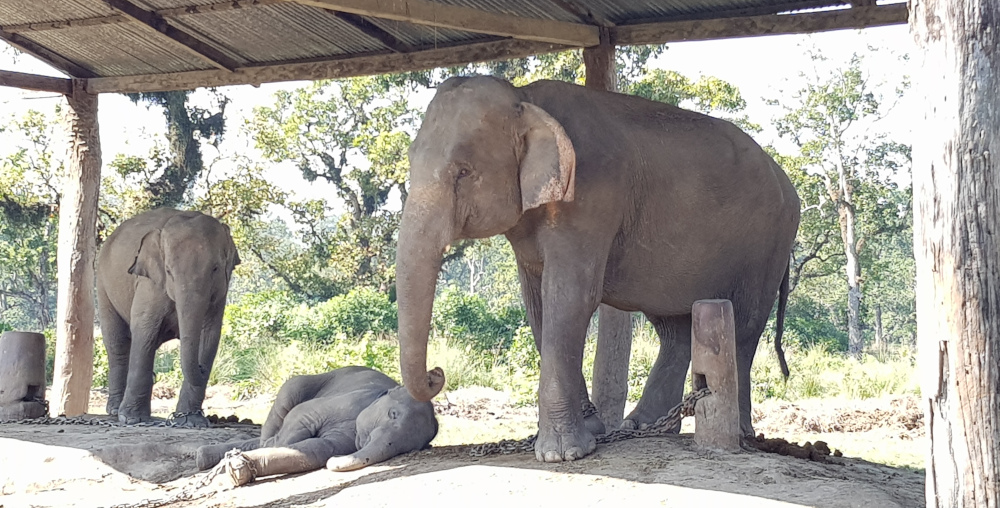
[517,102,576,212]
[128,230,164,284]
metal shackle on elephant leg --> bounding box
[0,331,48,420]
[691,300,741,452]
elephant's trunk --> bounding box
[326,430,405,472]
[395,188,451,402]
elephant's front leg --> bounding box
[534,259,602,463]
[518,262,604,438]
[117,319,161,424]
[174,312,223,428]
[97,298,131,417]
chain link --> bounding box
[0,409,257,429]
[468,388,712,457]
[107,449,239,508]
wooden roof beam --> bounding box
[330,11,414,53]
[0,69,73,94]
[286,0,600,47]
[86,38,568,94]
[0,29,95,78]
[614,3,908,46]
[103,0,240,71]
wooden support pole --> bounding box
[585,28,633,431]
[691,299,740,452]
[911,1,1000,506]
[50,80,101,417]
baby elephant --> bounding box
[196,366,437,485]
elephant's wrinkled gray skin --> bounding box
[195,367,438,484]
[96,207,240,427]
[396,76,800,463]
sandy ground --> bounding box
[0,387,926,508]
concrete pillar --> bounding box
[583,27,634,430]
[0,331,48,420]
[50,79,101,417]
[691,299,740,452]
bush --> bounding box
[432,285,526,354]
[288,287,397,344]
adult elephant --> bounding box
[396,76,799,463]
[96,207,240,427]
[196,366,438,486]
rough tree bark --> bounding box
[584,29,635,431]
[911,1,1000,506]
[51,80,101,417]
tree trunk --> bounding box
[874,303,883,354]
[834,152,864,357]
[911,1,1000,506]
[584,30,634,431]
[51,80,101,417]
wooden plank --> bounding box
[911,0,1000,506]
[50,80,101,418]
[0,70,72,95]
[86,38,566,94]
[2,15,130,33]
[104,0,240,71]
[614,4,908,46]
[331,11,413,53]
[286,0,599,47]
[0,29,95,78]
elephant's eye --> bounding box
[388,409,399,419]
[457,167,471,179]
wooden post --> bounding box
[50,79,101,417]
[691,300,740,452]
[592,305,632,429]
[911,1,1000,506]
[584,27,633,431]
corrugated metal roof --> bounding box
[0,0,902,90]
[24,23,212,76]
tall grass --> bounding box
[85,301,917,407]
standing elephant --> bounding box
[96,207,240,427]
[195,366,438,485]
[395,76,800,463]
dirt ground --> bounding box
[1,387,926,508]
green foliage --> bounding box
[432,285,526,354]
[288,287,397,344]
[769,50,913,353]
[247,77,416,299]
[0,110,60,331]
[751,339,917,403]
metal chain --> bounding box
[468,387,712,457]
[0,407,257,429]
[108,450,237,508]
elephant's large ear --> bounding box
[128,230,164,284]
[517,102,576,212]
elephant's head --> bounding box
[396,76,576,402]
[326,386,438,472]
[128,213,241,337]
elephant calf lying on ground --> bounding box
[196,366,438,486]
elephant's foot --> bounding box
[534,420,596,463]
[170,410,211,428]
[118,412,152,425]
[218,450,257,487]
[622,406,681,433]
[106,396,123,416]
[583,413,606,436]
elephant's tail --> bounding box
[775,261,791,379]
